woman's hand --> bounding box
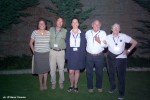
[29,38,35,54]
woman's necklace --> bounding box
[39,30,45,35]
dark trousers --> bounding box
[107,55,127,97]
[86,53,105,89]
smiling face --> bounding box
[112,23,120,35]
[92,20,101,32]
[71,19,79,29]
[38,20,46,30]
[56,17,63,28]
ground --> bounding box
[0,72,150,100]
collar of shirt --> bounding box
[55,27,62,35]
[111,33,121,38]
[91,30,101,37]
[70,29,81,35]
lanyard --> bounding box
[55,28,61,43]
[91,30,100,44]
[72,32,79,46]
[113,36,119,46]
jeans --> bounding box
[107,55,127,97]
[86,53,105,89]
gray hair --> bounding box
[92,19,101,25]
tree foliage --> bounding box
[0,0,39,32]
[46,0,94,30]
[133,0,150,54]
[133,0,150,12]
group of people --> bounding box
[29,16,137,100]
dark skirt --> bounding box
[67,51,85,70]
[32,52,50,74]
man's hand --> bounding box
[95,35,101,44]
[103,40,107,45]
[123,50,130,55]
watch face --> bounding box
[120,40,122,42]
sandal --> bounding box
[74,88,78,92]
[67,87,73,92]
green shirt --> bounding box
[49,27,67,49]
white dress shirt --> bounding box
[70,29,81,47]
[86,29,107,54]
[106,33,132,58]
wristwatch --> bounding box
[127,49,131,52]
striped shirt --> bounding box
[31,30,50,53]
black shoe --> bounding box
[74,88,78,93]
[67,87,73,92]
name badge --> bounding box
[73,48,78,51]
[54,44,58,47]
[114,46,120,51]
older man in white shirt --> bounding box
[106,23,137,100]
[85,19,107,93]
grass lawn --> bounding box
[0,72,150,100]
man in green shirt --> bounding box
[49,16,67,89]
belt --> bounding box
[51,48,65,51]
[87,52,102,56]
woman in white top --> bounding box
[29,18,50,91]
[106,23,137,100]
[66,18,86,92]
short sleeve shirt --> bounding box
[106,33,132,58]
[31,30,50,53]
